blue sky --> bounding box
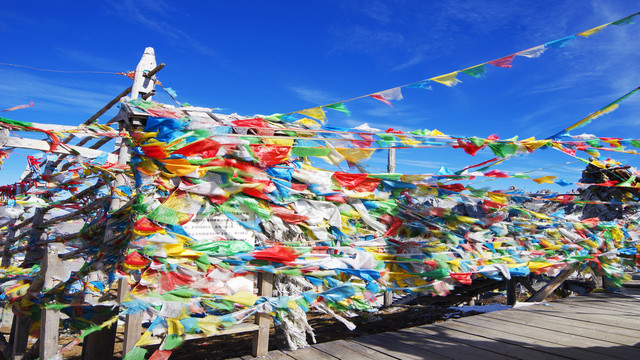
[1,1,640,190]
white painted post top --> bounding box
[130,47,157,100]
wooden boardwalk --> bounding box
[231,292,640,360]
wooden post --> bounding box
[252,272,273,357]
[506,277,517,306]
[385,149,395,306]
[383,290,393,307]
[118,278,142,357]
[85,47,159,360]
[527,265,577,302]
[11,317,31,360]
[81,128,130,360]
[130,47,157,99]
[387,149,396,173]
[40,246,62,360]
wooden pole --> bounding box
[252,272,273,357]
[118,278,142,357]
[387,148,396,173]
[81,121,131,360]
[506,277,517,305]
[88,48,160,360]
[40,246,62,360]
[384,149,395,307]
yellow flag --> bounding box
[294,117,321,128]
[522,139,550,151]
[225,291,259,306]
[162,158,200,177]
[135,331,155,347]
[397,135,421,146]
[430,72,461,87]
[336,148,375,162]
[577,24,608,37]
[296,107,326,123]
[532,176,557,184]
[487,192,508,204]
[265,138,295,146]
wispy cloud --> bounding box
[287,86,337,105]
[109,0,222,59]
[0,69,125,120]
[328,25,406,56]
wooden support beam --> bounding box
[252,272,273,357]
[506,277,517,306]
[527,265,577,302]
[383,290,393,307]
[3,137,118,163]
[40,246,62,360]
[81,121,132,360]
[118,278,142,357]
[22,162,56,267]
[37,198,107,229]
[11,316,31,360]
[517,276,538,295]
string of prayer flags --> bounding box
[551,85,640,138]
[274,12,640,126]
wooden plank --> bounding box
[4,137,118,162]
[559,294,640,306]
[380,330,512,360]
[453,314,639,359]
[143,324,261,346]
[509,306,640,337]
[313,340,398,360]
[282,346,339,360]
[264,349,297,360]
[352,334,450,360]
[313,340,394,360]
[252,272,273,357]
[554,298,640,314]
[481,308,640,348]
[516,301,640,331]
[400,323,568,360]
[435,318,605,360]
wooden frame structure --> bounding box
[0,47,588,360]
[0,48,274,360]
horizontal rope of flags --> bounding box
[260,12,640,126]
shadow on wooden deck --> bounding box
[232,293,640,360]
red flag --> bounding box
[250,144,291,165]
[171,139,221,158]
[369,94,392,106]
[484,170,509,178]
[450,272,472,285]
[488,54,516,68]
[252,243,299,263]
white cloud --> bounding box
[287,86,336,105]
[0,69,125,120]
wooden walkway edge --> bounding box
[230,292,640,360]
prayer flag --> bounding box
[462,64,486,78]
[430,71,462,87]
[296,107,327,123]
